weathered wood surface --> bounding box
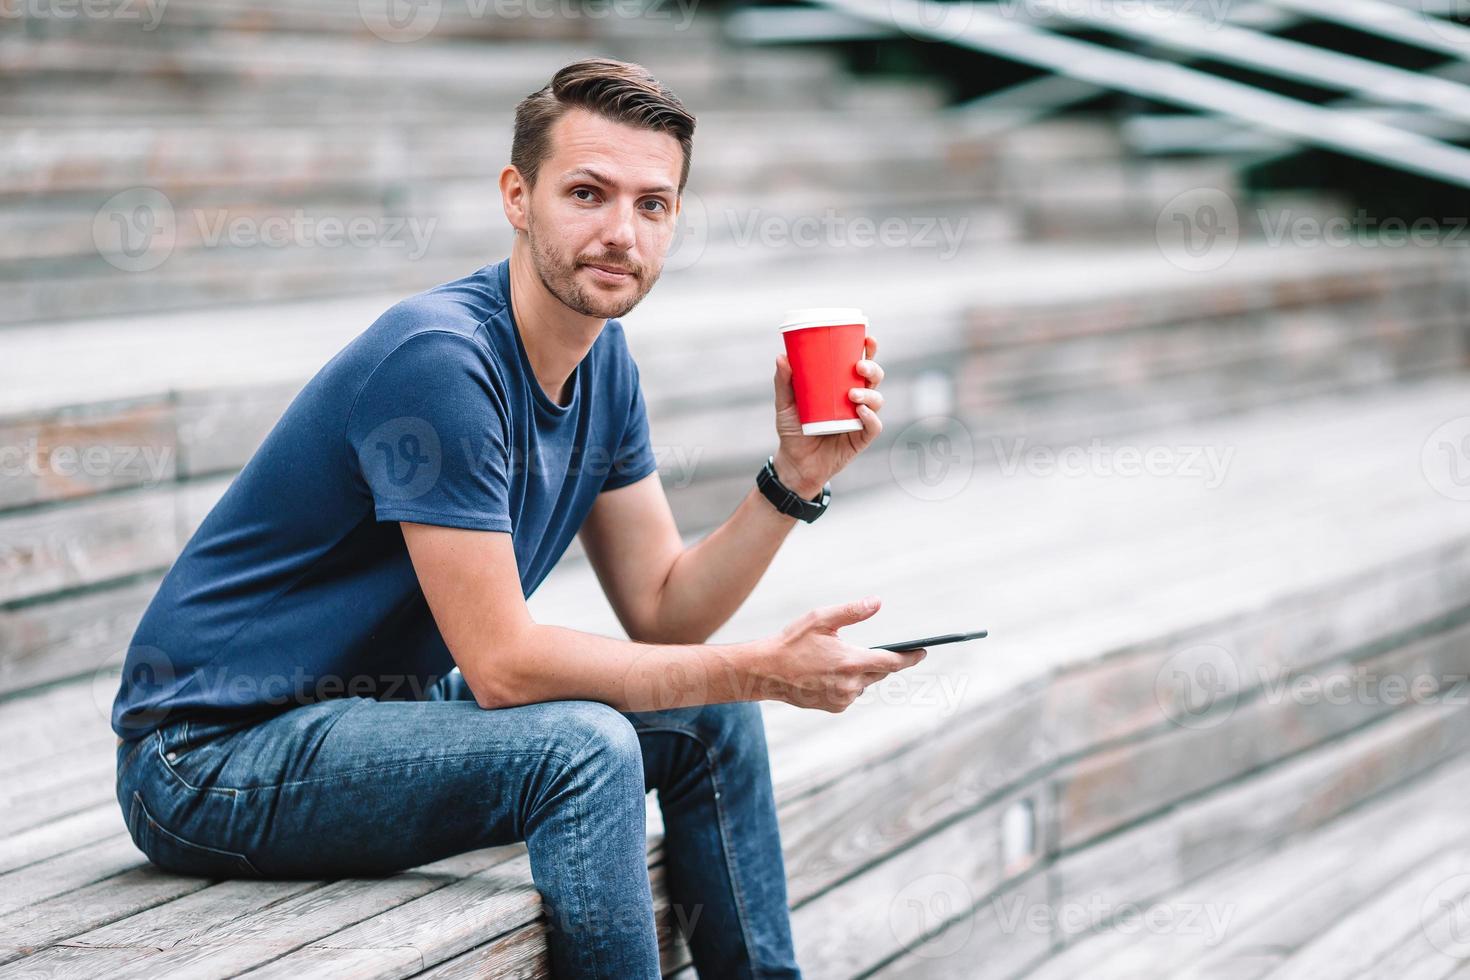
[3,378,1469,976]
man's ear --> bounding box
[500,165,530,234]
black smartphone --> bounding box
[870,629,988,652]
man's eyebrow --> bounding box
[561,167,675,196]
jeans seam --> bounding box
[155,728,240,799]
[237,748,574,793]
[133,789,261,877]
[636,722,762,973]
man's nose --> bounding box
[600,200,637,254]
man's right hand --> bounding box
[757,596,928,713]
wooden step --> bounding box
[3,378,1470,975]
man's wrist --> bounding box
[770,452,825,499]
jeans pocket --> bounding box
[129,790,260,878]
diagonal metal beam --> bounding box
[1265,0,1470,60]
[1021,0,1470,125]
[818,0,1470,187]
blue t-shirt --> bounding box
[112,258,658,738]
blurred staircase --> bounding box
[2,1,1470,978]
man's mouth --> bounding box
[582,262,636,283]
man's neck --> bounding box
[507,241,604,407]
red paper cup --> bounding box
[780,308,868,436]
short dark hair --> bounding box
[512,58,696,193]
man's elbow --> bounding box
[460,630,537,710]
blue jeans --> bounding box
[114,671,801,978]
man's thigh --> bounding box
[121,694,630,878]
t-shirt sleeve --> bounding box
[345,330,515,532]
[601,358,660,493]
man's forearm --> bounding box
[475,623,774,711]
[644,456,820,644]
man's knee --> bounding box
[655,700,770,763]
[551,699,644,776]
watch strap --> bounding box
[756,456,831,523]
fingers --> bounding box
[855,402,882,442]
[848,386,884,411]
[874,647,928,673]
[810,595,882,631]
[856,356,884,389]
[773,354,795,410]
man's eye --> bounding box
[572,188,596,202]
[641,199,667,214]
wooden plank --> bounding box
[0,490,180,606]
[0,805,120,876]
[787,787,1052,979]
[1049,697,1470,947]
[1263,845,1470,979]
[233,838,668,980]
[866,870,1055,980]
[0,400,176,510]
[4,846,523,979]
[0,575,160,698]
[1025,752,1470,978]
[0,867,210,966]
[1051,616,1470,850]
[0,751,115,838]
[0,836,146,919]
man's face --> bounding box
[522,108,683,320]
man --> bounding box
[112,59,927,978]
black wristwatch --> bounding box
[756,456,831,523]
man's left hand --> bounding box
[770,335,885,497]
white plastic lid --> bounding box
[779,307,868,332]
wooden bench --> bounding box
[5,375,1470,975]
